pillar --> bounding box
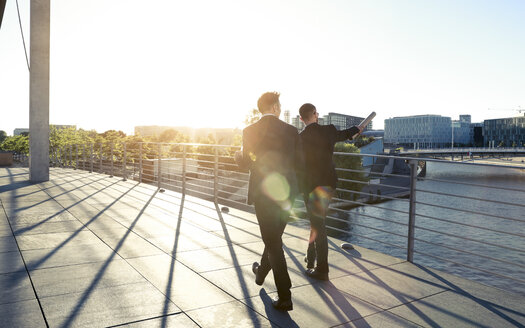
[29,0,50,182]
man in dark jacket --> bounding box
[299,103,362,280]
[235,92,303,311]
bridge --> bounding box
[399,147,525,159]
[1,143,524,327]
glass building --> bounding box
[292,112,371,131]
[384,115,452,149]
[484,116,525,147]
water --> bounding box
[332,161,525,295]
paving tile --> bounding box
[11,220,86,236]
[386,261,525,315]
[0,235,18,253]
[23,242,115,270]
[120,313,198,327]
[211,225,262,244]
[389,290,525,328]
[200,250,330,300]
[334,311,421,327]
[30,258,145,298]
[6,210,78,226]
[40,281,180,328]
[0,299,47,327]
[330,265,447,310]
[323,247,405,280]
[0,251,26,274]
[0,225,12,237]
[16,230,102,251]
[243,283,382,328]
[0,271,35,305]
[94,230,164,259]
[188,300,274,328]
[127,254,234,311]
[148,230,230,253]
[177,243,265,273]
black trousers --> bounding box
[254,198,292,301]
[304,187,333,273]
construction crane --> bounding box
[487,106,523,114]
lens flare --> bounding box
[262,172,290,202]
[308,186,333,218]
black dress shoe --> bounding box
[304,256,315,269]
[272,297,293,311]
[305,268,329,281]
[252,262,264,286]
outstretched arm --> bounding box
[334,125,362,142]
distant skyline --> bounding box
[1,0,524,135]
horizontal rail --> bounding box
[336,188,410,202]
[413,224,524,254]
[418,176,525,193]
[414,199,524,223]
[414,188,525,208]
[328,206,409,227]
[331,197,410,216]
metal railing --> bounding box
[51,141,525,295]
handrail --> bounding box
[52,141,525,295]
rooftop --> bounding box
[1,167,524,327]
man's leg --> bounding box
[254,200,291,301]
[307,187,333,277]
[304,195,316,268]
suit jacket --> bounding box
[300,123,360,194]
[237,115,303,206]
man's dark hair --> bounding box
[257,92,280,114]
[299,103,316,120]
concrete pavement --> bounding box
[1,167,524,327]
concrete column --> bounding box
[29,0,50,182]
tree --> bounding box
[0,130,7,144]
[0,135,29,154]
[158,129,180,143]
[333,142,367,201]
[244,108,261,126]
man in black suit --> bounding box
[299,103,362,280]
[235,92,303,311]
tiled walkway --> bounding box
[1,168,524,327]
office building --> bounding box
[384,115,451,148]
[284,110,290,124]
[292,112,371,131]
[452,119,471,146]
[13,128,29,136]
[291,116,305,131]
[483,116,525,147]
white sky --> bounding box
[1,0,524,135]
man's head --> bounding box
[299,103,318,125]
[257,92,281,117]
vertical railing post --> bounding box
[158,143,162,188]
[69,145,72,168]
[99,143,103,173]
[139,143,143,182]
[407,159,418,262]
[122,142,127,181]
[110,143,114,177]
[82,144,86,170]
[214,147,219,203]
[75,144,79,169]
[90,144,93,173]
[182,145,186,195]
